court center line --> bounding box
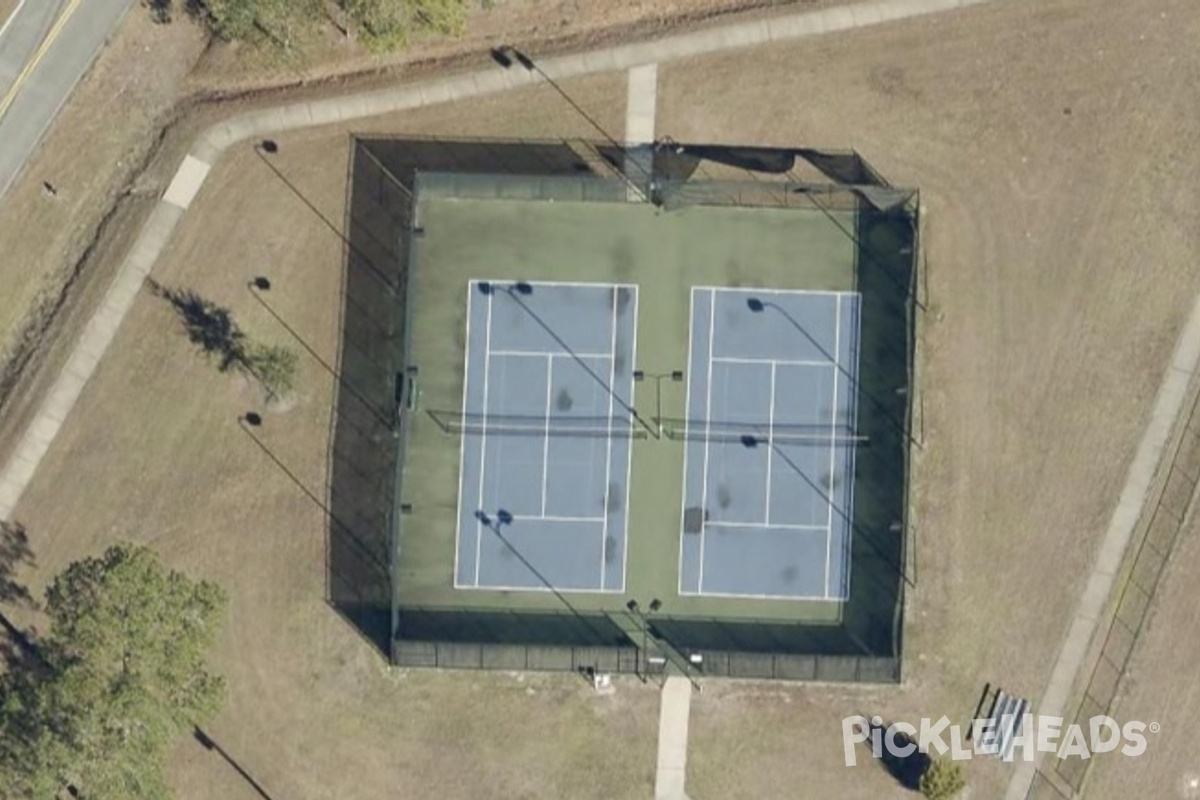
[824,295,842,599]
[473,291,495,589]
[540,354,554,516]
[764,361,777,526]
[600,290,619,590]
[518,514,607,523]
[698,288,717,595]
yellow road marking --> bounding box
[0,0,84,121]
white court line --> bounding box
[452,283,476,588]
[524,514,608,523]
[460,581,624,595]
[600,287,619,591]
[704,520,827,531]
[765,361,777,526]
[824,296,842,599]
[503,279,639,290]
[473,291,495,589]
[618,285,640,593]
[711,355,834,367]
[678,587,840,602]
[697,288,718,595]
[540,354,554,516]
[838,295,863,601]
[489,348,615,359]
[677,287,699,595]
[692,285,858,298]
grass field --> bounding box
[1084,510,1200,800]
[3,0,1200,797]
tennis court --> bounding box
[679,287,861,600]
[454,280,638,593]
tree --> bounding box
[919,757,966,800]
[0,544,227,798]
[241,342,299,400]
[341,0,466,52]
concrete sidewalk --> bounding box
[1004,290,1200,800]
[0,0,997,522]
[656,676,693,800]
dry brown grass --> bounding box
[186,0,840,93]
[4,76,665,800]
[4,0,1200,798]
[0,0,17,28]
[1082,517,1200,800]
[656,0,1200,796]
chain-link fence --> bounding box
[334,136,919,679]
[1024,375,1200,799]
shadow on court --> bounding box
[329,136,620,657]
[325,137,917,680]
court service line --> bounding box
[697,289,718,595]
[764,362,777,525]
[600,287,619,590]
[451,285,476,587]
[540,354,553,516]
[473,291,495,589]
[824,296,841,598]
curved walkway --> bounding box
[0,0,995,521]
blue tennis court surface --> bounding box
[455,281,637,593]
[679,287,861,600]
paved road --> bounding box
[0,0,135,201]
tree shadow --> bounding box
[145,0,172,24]
[0,520,44,671]
[148,280,247,371]
[866,717,930,791]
